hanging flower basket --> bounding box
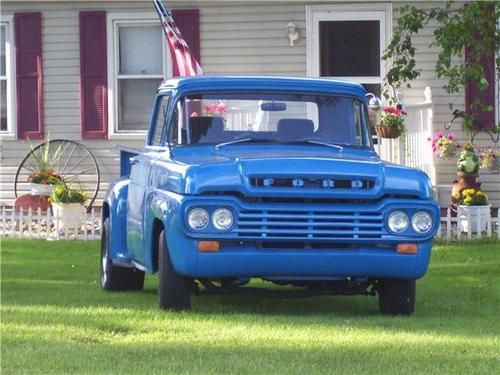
[375,106,406,139]
[478,147,500,172]
[428,131,460,159]
[375,126,401,139]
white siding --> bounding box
[1,1,498,207]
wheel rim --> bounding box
[101,249,108,286]
[100,226,109,286]
[14,139,100,211]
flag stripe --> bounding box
[153,0,203,77]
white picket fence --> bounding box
[0,206,498,242]
[0,206,101,240]
[436,208,500,241]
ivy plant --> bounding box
[382,0,500,134]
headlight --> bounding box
[212,208,234,231]
[388,211,409,233]
[187,208,209,230]
[412,211,433,233]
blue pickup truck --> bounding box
[100,76,439,315]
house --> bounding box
[1,0,498,209]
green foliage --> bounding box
[26,137,67,185]
[383,1,500,133]
[49,182,88,204]
[1,240,499,374]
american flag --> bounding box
[153,0,203,76]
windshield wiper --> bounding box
[290,139,344,151]
[215,138,277,149]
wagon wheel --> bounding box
[14,139,100,211]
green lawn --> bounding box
[1,239,499,374]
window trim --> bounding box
[306,4,392,85]
[107,13,172,139]
[0,15,16,139]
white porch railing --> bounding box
[1,206,498,241]
[375,88,436,186]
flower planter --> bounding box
[457,204,491,233]
[375,126,401,139]
[436,143,459,159]
[51,203,87,231]
[29,183,53,196]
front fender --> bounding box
[104,178,130,263]
[143,189,188,273]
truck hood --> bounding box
[154,146,433,200]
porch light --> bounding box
[286,22,301,46]
[366,93,382,112]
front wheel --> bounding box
[158,230,192,310]
[100,218,145,291]
[377,279,416,315]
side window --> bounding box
[151,95,169,146]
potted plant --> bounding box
[26,138,66,196]
[429,131,460,159]
[455,188,491,233]
[478,147,500,172]
[451,143,481,211]
[49,182,88,230]
[375,106,406,139]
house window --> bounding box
[108,15,171,136]
[0,17,15,136]
[306,4,391,97]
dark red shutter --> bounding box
[172,9,201,75]
[464,51,496,130]
[80,11,108,139]
[15,13,43,140]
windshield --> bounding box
[169,92,372,148]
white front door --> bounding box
[306,4,395,161]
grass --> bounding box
[1,239,499,375]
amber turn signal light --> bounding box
[198,241,220,252]
[397,243,418,254]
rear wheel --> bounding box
[158,230,191,310]
[378,279,416,315]
[100,218,145,291]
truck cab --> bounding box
[101,76,439,314]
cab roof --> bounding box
[158,76,367,98]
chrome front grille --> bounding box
[235,208,384,240]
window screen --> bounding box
[114,23,165,132]
[320,20,380,77]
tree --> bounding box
[382,0,500,134]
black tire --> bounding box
[378,279,416,315]
[158,230,191,310]
[100,218,145,291]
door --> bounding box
[126,152,153,265]
[307,4,394,161]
